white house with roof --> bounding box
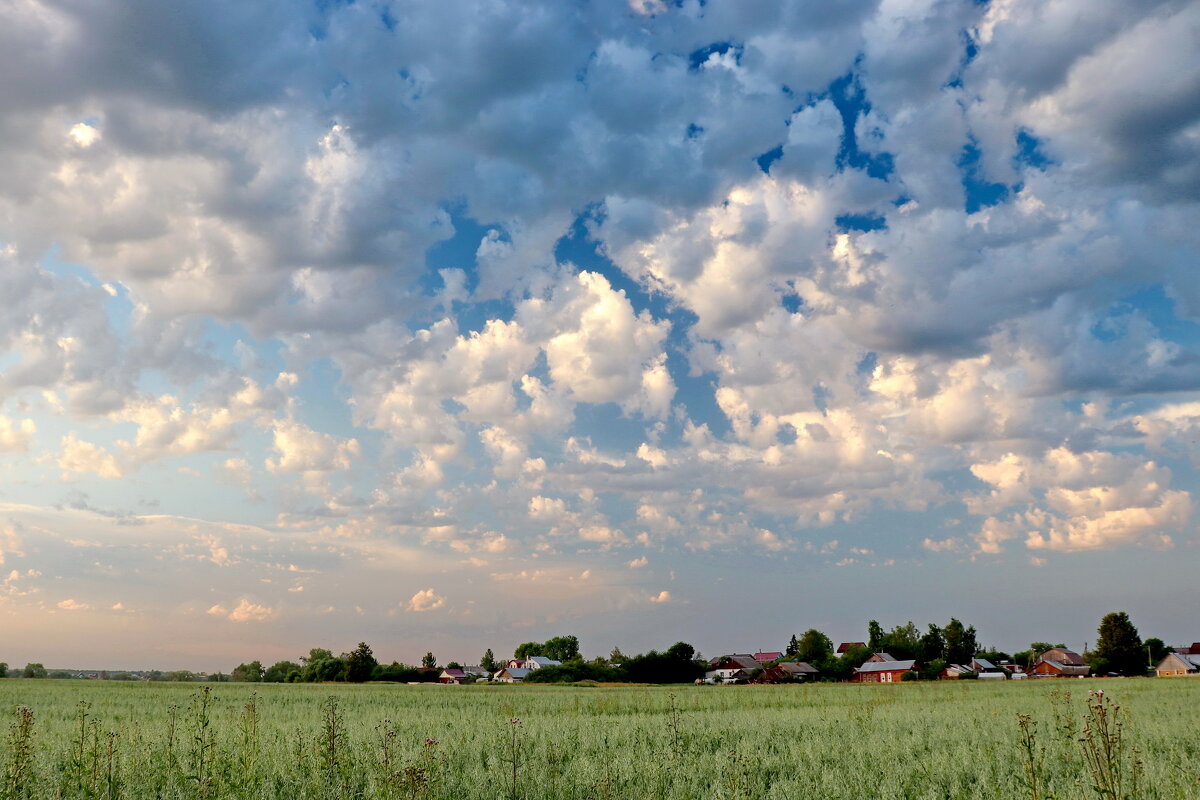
[505,656,562,671]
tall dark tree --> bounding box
[920,624,945,663]
[943,619,978,664]
[1092,612,1144,676]
[867,620,884,651]
[666,641,695,662]
[22,663,46,679]
[481,648,497,672]
[0,662,7,678]
[344,642,377,683]
[785,634,799,657]
[421,651,437,669]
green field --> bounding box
[1,678,1197,799]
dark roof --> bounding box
[719,654,761,670]
[837,642,866,653]
[754,652,783,662]
[779,661,819,674]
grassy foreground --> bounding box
[1,678,1198,799]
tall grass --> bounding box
[0,678,1196,799]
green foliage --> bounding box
[867,620,884,651]
[344,642,378,683]
[1092,612,1144,676]
[21,663,46,679]
[513,635,581,662]
[480,648,497,672]
[0,662,7,678]
[785,635,799,657]
[421,652,437,669]
[1144,638,1170,667]
[621,643,704,683]
[263,660,301,683]
[879,622,921,661]
[231,661,264,682]
[943,618,979,665]
[794,630,833,664]
[513,642,542,659]
[921,659,948,681]
[301,648,347,682]
[920,624,945,663]
[523,663,622,683]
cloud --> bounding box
[58,435,123,479]
[0,416,35,451]
[224,598,276,623]
[407,588,445,613]
[648,590,671,604]
[265,419,360,474]
[56,598,91,611]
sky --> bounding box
[0,0,1198,672]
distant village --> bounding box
[10,618,1199,687]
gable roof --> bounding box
[972,658,996,671]
[778,661,819,675]
[497,667,531,679]
[865,652,895,663]
[440,668,466,677]
[1159,652,1200,670]
[855,660,916,673]
[754,652,783,662]
[837,642,866,653]
[1040,648,1085,666]
[716,654,761,670]
[527,656,561,667]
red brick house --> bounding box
[1030,648,1090,677]
[852,659,917,683]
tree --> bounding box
[207,672,230,682]
[421,652,437,669]
[513,642,542,659]
[920,624,945,663]
[264,660,301,683]
[785,635,799,657]
[543,635,581,662]
[880,622,921,661]
[867,620,884,651]
[1145,638,1171,668]
[666,641,696,662]
[943,619,978,665]
[301,648,345,682]
[0,662,7,678]
[481,648,497,672]
[1092,612,1143,676]
[22,663,47,679]
[231,661,264,682]
[608,646,627,664]
[795,629,833,664]
[344,642,377,683]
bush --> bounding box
[524,663,622,684]
[900,670,919,682]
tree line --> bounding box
[1,610,1172,683]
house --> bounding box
[836,642,866,654]
[853,660,917,683]
[1174,643,1200,655]
[494,667,531,683]
[971,658,1001,674]
[941,664,973,679]
[1030,648,1090,677]
[753,652,783,663]
[504,656,562,670]
[708,654,761,683]
[439,668,467,684]
[751,662,819,683]
[864,652,895,663]
[1156,652,1200,677]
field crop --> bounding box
[1,678,1198,799]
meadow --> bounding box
[1,678,1197,799]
